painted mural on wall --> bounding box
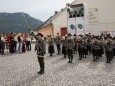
[88,8,98,23]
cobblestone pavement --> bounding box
[0,44,115,86]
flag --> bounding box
[67,18,76,35]
[76,17,84,35]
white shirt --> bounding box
[1,37,5,42]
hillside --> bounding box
[0,12,43,34]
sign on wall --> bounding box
[88,8,98,23]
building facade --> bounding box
[36,0,115,36]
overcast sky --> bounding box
[0,0,75,21]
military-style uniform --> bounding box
[97,39,103,58]
[31,32,46,74]
[77,39,84,60]
[87,38,91,55]
[112,37,115,57]
[62,36,67,58]
[73,36,77,54]
[91,39,99,61]
[104,39,113,63]
[55,33,61,54]
[66,34,74,63]
[48,36,55,56]
[82,38,88,58]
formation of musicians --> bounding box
[47,33,115,64]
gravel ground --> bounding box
[0,44,115,86]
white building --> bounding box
[36,0,115,37]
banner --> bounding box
[67,18,76,35]
[67,3,89,35]
[76,17,84,35]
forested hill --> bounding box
[0,12,43,34]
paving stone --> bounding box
[0,44,115,86]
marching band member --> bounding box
[104,36,113,63]
[91,36,99,62]
[77,35,84,60]
[113,37,115,57]
[66,33,74,63]
[61,35,67,58]
[82,36,88,58]
[73,34,77,54]
[55,33,61,55]
[48,35,55,56]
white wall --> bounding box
[52,0,115,36]
[52,9,67,36]
[73,0,115,35]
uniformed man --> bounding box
[104,36,113,63]
[55,33,61,54]
[61,35,67,58]
[77,35,84,60]
[91,36,99,62]
[87,36,92,56]
[82,36,88,58]
[73,34,77,54]
[113,37,115,57]
[48,35,55,56]
[31,31,46,74]
[66,33,74,63]
[97,36,103,58]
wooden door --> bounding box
[61,27,67,36]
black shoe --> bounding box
[40,71,44,75]
[70,61,72,63]
[68,61,71,63]
[37,70,42,74]
[50,54,52,56]
[93,59,96,61]
[106,61,111,63]
[1,53,5,55]
[64,56,66,58]
[78,58,82,60]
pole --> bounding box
[75,17,77,35]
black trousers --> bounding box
[56,44,61,54]
[26,41,31,51]
[37,56,45,72]
[1,42,5,55]
[92,50,98,61]
[67,49,73,62]
[78,48,83,59]
[26,41,29,51]
[105,51,112,62]
[87,45,91,55]
[0,43,1,53]
[14,41,17,52]
[28,41,31,51]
